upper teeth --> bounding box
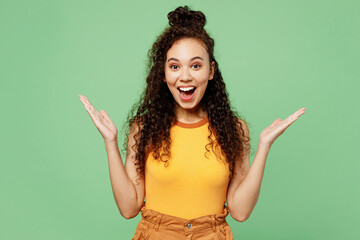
[179,87,195,91]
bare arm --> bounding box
[105,136,145,219]
[79,95,144,219]
[227,108,306,222]
[227,139,270,222]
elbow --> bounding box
[118,203,140,219]
[233,214,250,222]
[121,213,136,219]
[230,210,251,222]
[120,209,139,219]
[114,197,142,219]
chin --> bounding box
[176,100,200,110]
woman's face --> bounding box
[164,38,215,116]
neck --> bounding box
[175,104,207,123]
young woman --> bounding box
[79,6,305,240]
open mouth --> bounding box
[178,87,197,99]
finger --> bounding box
[270,108,305,135]
[291,107,306,118]
[82,101,99,123]
[79,97,109,124]
[80,95,94,108]
[80,96,99,115]
[79,95,90,108]
[80,97,95,115]
[100,109,111,121]
[79,96,103,124]
[284,108,305,123]
[297,109,306,117]
[281,115,300,130]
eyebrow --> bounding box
[167,56,204,62]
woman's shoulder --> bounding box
[129,116,145,131]
[235,117,250,137]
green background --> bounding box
[1,0,359,239]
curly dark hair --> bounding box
[122,5,250,180]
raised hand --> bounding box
[79,95,118,144]
[259,107,306,147]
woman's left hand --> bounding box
[259,107,306,147]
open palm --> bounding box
[260,107,306,147]
[79,95,118,144]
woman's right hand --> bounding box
[79,95,118,144]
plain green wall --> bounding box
[1,0,359,239]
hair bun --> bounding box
[168,6,206,29]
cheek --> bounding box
[164,72,178,85]
[195,74,210,85]
[193,70,210,81]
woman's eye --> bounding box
[192,64,201,69]
[170,65,179,70]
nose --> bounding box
[179,67,192,81]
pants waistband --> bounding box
[139,202,230,232]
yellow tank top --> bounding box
[145,116,230,219]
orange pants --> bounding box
[132,203,233,240]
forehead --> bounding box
[166,38,209,61]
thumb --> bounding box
[269,118,282,128]
[100,109,111,121]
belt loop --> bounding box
[225,205,230,214]
[211,215,216,232]
[140,201,146,212]
[140,202,147,218]
[155,213,163,232]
